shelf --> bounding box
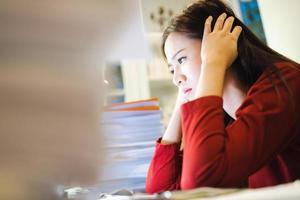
[107,89,125,96]
[149,77,175,90]
[149,77,172,83]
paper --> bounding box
[100,98,164,192]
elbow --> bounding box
[146,176,163,194]
[145,180,167,194]
[145,181,157,194]
[180,163,204,190]
[180,175,201,190]
[146,181,181,194]
[180,166,211,190]
[180,164,228,190]
[146,174,181,194]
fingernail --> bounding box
[222,13,227,18]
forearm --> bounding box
[161,106,182,144]
[146,102,183,193]
[194,62,227,98]
[180,96,227,189]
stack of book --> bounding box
[99,98,164,193]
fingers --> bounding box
[213,13,227,31]
[203,16,212,35]
[222,16,235,33]
[231,26,243,40]
[205,13,242,39]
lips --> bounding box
[183,88,192,94]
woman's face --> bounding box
[164,32,202,99]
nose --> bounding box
[173,70,186,87]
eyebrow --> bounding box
[168,48,185,67]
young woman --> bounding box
[146,0,300,193]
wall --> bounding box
[258,0,300,63]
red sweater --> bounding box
[146,62,300,193]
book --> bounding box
[99,98,164,193]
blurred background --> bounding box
[0,0,299,199]
[102,0,300,193]
[105,0,300,126]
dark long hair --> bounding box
[162,0,299,89]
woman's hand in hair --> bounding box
[193,13,242,98]
[201,13,242,69]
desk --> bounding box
[94,180,300,200]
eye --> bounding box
[177,56,187,64]
[168,64,175,74]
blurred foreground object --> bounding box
[0,63,103,200]
[0,0,148,199]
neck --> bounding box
[222,69,248,120]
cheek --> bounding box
[184,69,199,85]
[186,62,201,87]
[189,62,201,78]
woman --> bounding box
[146,0,300,193]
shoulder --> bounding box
[236,61,300,116]
[247,61,300,96]
[274,61,300,72]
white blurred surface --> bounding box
[0,0,149,199]
[258,0,300,63]
[0,0,149,63]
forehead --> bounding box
[164,32,200,60]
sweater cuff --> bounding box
[155,137,181,153]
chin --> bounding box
[186,91,195,101]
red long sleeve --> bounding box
[146,62,300,193]
[145,138,182,193]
